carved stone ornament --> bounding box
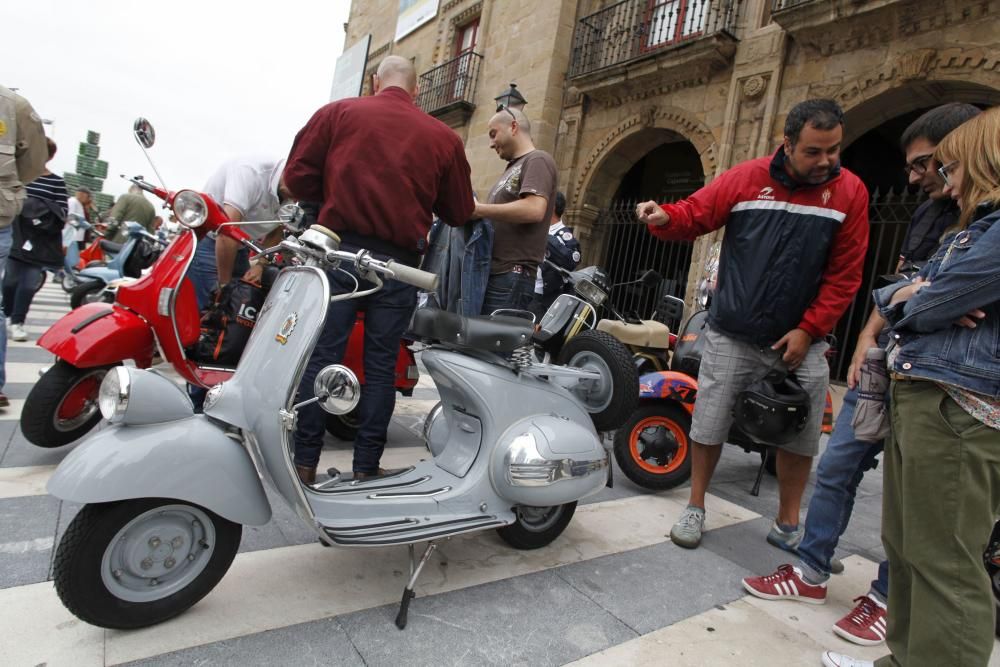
[897,49,937,81]
[742,75,767,99]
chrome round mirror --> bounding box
[314,365,360,415]
[133,118,156,149]
[278,203,306,233]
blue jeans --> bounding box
[293,263,417,473]
[2,258,45,324]
[480,269,535,315]
[798,386,889,599]
[0,226,11,391]
[188,236,250,310]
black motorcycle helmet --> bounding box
[733,369,810,446]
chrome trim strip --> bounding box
[314,470,426,494]
[324,518,420,534]
[367,486,451,500]
[326,518,505,547]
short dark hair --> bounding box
[784,99,844,144]
[899,103,982,151]
[554,191,566,218]
[46,137,57,160]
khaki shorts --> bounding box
[689,325,830,457]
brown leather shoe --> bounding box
[0,392,8,408]
[354,468,388,481]
[295,465,316,485]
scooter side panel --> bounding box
[38,304,155,368]
[46,417,271,525]
[638,370,698,415]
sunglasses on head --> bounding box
[497,106,517,123]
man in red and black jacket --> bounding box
[636,99,869,551]
[284,55,475,485]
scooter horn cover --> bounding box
[733,369,810,446]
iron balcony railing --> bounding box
[772,0,817,10]
[416,51,483,115]
[569,0,742,78]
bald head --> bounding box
[375,56,418,96]
[491,107,532,136]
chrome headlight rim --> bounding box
[574,278,607,307]
[172,190,208,229]
[98,366,131,423]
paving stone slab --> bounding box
[0,495,60,588]
[338,568,637,667]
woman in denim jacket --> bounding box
[830,108,1000,667]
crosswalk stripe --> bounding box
[0,400,25,421]
[3,362,50,384]
[0,492,759,666]
[0,465,56,499]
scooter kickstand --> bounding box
[750,450,768,497]
[395,541,437,630]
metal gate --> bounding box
[596,199,694,323]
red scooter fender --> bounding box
[37,303,155,368]
[637,370,698,415]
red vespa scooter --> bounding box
[21,119,418,448]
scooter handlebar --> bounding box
[384,260,439,292]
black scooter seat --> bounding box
[100,240,124,254]
[411,307,533,353]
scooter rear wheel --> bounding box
[557,330,639,432]
[21,361,117,448]
[613,403,692,490]
[496,502,577,550]
[326,408,360,441]
[53,498,242,630]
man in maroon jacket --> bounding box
[636,99,869,551]
[284,55,475,485]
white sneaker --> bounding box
[10,323,28,342]
[821,651,875,667]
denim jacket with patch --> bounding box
[874,204,1000,398]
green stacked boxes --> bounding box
[65,130,113,214]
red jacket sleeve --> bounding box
[284,106,333,203]
[797,181,870,338]
[433,139,475,227]
[646,167,739,242]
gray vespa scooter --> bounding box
[47,220,637,631]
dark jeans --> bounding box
[293,264,417,473]
[481,269,535,316]
[188,236,249,310]
[797,386,889,599]
[2,258,45,325]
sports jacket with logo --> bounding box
[649,148,869,346]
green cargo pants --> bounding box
[876,380,1000,667]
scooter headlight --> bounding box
[172,190,208,228]
[574,278,607,307]
[98,366,131,423]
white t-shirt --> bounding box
[203,156,285,239]
[66,197,87,243]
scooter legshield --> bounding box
[37,303,155,368]
[47,416,271,526]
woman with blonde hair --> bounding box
[825,107,1000,667]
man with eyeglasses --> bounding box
[473,105,557,315]
[743,102,982,653]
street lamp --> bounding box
[494,83,527,112]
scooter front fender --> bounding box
[37,304,155,368]
[47,417,271,526]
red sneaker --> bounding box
[742,564,827,604]
[833,595,887,646]
[0,392,8,408]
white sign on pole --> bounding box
[395,0,439,42]
[330,34,372,102]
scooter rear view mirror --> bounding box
[314,364,361,416]
[133,118,156,148]
[278,203,307,233]
[640,270,661,287]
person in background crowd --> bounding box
[824,105,1000,667]
[529,191,581,319]
[636,99,869,552]
[284,55,475,485]
[743,102,981,649]
[473,106,557,315]
[0,84,47,408]
[65,186,92,250]
[103,183,156,242]
[5,137,69,343]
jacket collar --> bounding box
[769,147,841,190]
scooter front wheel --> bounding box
[557,330,639,432]
[53,498,242,630]
[496,502,577,550]
[21,361,117,447]
[613,403,692,490]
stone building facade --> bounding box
[344,0,1000,377]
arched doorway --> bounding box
[582,128,705,322]
[828,81,1000,380]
